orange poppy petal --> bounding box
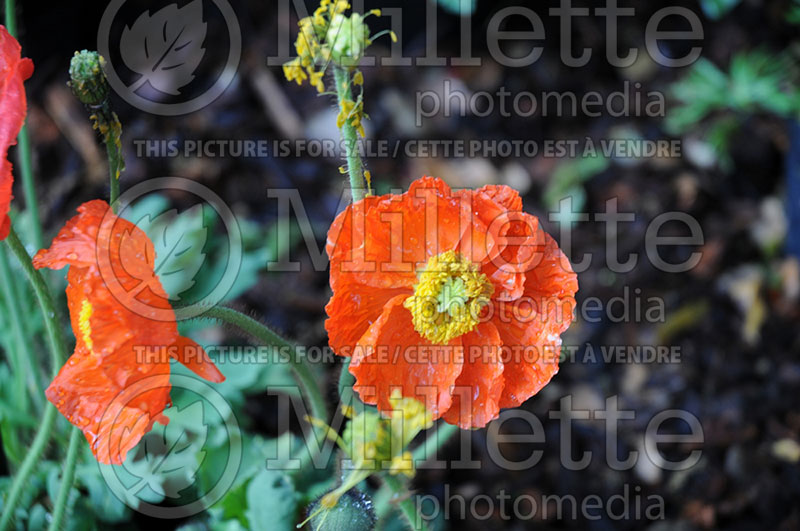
[327,177,465,292]
[170,336,225,383]
[524,230,579,313]
[492,300,561,409]
[38,200,225,463]
[462,186,539,301]
[474,184,523,212]
[442,321,504,429]
[45,345,172,465]
[327,196,416,291]
[0,26,33,240]
[324,282,410,356]
[32,199,113,270]
[350,294,464,418]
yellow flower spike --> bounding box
[390,31,398,43]
[363,170,372,191]
[369,8,381,16]
[353,70,364,85]
[338,165,348,174]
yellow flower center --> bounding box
[78,299,94,352]
[404,251,493,344]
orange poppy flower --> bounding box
[33,200,224,464]
[0,25,33,240]
[326,177,578,428]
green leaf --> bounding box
[79,469,130,524]
[26,504,48,531]
[245,469,299,531]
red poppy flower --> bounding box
[326,177,578,428]
[33,200,224,464]
[0,25,33,240]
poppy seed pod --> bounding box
[307,488,376,531]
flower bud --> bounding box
[327,13,371,66]
[68,50,109,107]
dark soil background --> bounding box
[9,0,800,529]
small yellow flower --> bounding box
[309,69,325,93]
[337,98,356,128]
[389,451,414,477]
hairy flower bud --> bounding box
[68,50,109,107]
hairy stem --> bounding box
[106,140,120,212]
[47,427,81,531]
[203,306,328,423]
[333,66,366,201]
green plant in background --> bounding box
[699,0,741,20]
[436,0,476,16]
[667,50,800,171]
[543,155,610,219]
[789,0,800,24]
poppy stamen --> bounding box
[403,250,494,344]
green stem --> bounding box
[47,427,81,531]
[332,66,366,202]
[4,0,44,250]
[412,422,458,462]
[0,226,70,531]
[373,422,459,526]
[0,406,57,531]
[203,306,328,423]
[3,227,67,374]
[0,248,37,420]
[105,137,120,213]
[3,0,15,35]
[380,474,427,531]
[16,127,43,249]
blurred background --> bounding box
[2,0,799,529]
